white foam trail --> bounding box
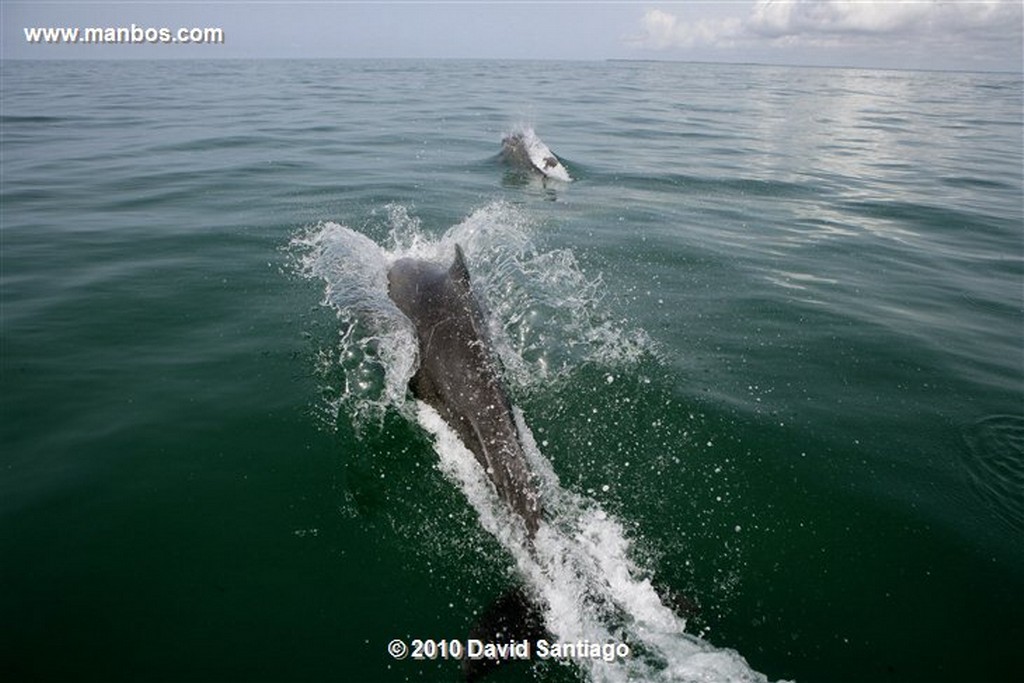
[419,403,770,683]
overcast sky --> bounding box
[3,1,1022,72]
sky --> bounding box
[3,1,1022,72]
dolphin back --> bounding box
[387,246,542,537]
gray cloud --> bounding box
[631,1,1023,71]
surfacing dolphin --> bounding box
[387,245,542,537]
[387,244,699,682]
[501,127,572,182]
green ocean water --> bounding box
[1,59,1022,682]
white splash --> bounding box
[292,201,654,427]
[290,219,418,427]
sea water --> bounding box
[2,59,1021,682]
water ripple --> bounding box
[962,415,1024,531]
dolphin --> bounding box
[500,128,572,182]
[387,245,542,537]
[387,245,696,682]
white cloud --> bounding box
[747,0,1020,39]
[631,1,1023,70]
[637,7,743,49]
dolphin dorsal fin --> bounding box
[449,244,472,290]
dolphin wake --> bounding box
[292,202,775,682]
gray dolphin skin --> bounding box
[500,133,540,170]
[387,245,542,537]
[500,129,571,182]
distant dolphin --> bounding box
[500,127,572,182]
[387,245,542,536]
